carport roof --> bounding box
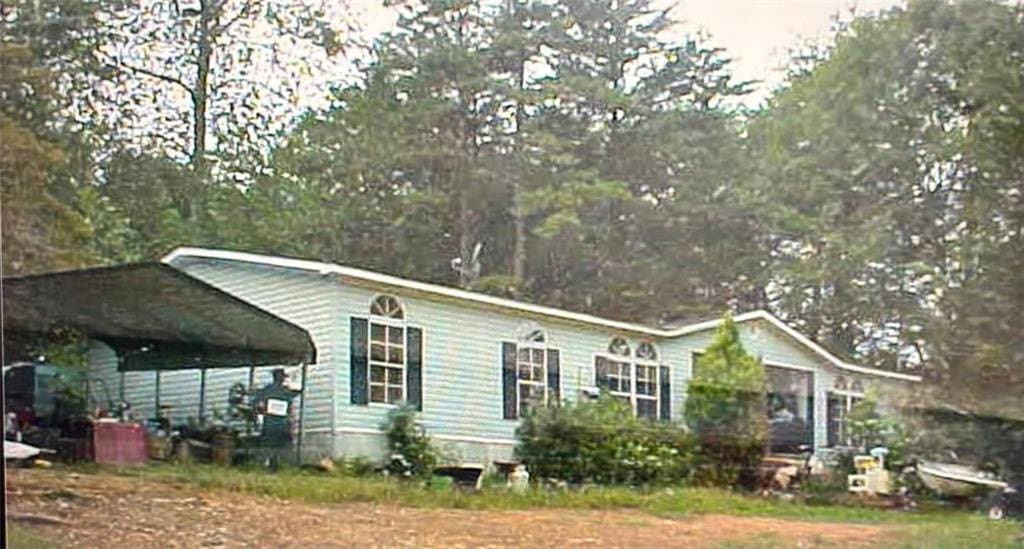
[2,263,315,370]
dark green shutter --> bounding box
[595,356,609,389]
[806,393,815,448]
[546,349,560,405]
[407,327,423,411]
[350,317,369,405]
[805,381,815,448]
[826,394,841,447]
[659,365,671,421]
[502,342,517,419]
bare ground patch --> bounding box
[6,469,889,548]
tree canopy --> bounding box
[2,0,1020,408]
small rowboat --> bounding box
[916,461,1008,497]
[4,440,43,461]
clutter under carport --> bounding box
[3,263,316,468]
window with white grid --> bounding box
[517,346,547,416]
[596,339,661,418]
[369,296,405,404]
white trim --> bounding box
[592,351,663,419]
[164,247,662,335]
[736,313,922,382]
[513,341,565,415]
[367,315,407,405]
[305,426,517,446]
[691,352,818,373]
[304,426,381,435]
[163,247,921,383]
[826,388,863,447]
[433,433,518,446]
[763,359,818,373]
[516,343,548,414]
[831,361,920,382]
[516,321,547,344]
[370,294,406,319]
[686,317,922,383]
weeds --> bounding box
[102,462,1007,527]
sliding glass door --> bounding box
[765,365,814,453]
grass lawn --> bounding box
[85,463,1022,548]
[7,523,56,549]
[719,519,1021,548]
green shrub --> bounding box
[382,404,438,479]
[332,456,379,477]
[800,469,851,506]
[515,395,695,486]
[848,396,908,468]
[684,314,768,489]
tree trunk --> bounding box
[509,0,527,284]
[513,178,526,282]
[459,188,472,288]
[185,0,215,221]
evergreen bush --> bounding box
[684,314,768,489]
[382,404,438,479]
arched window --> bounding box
[636,342,658,361]
[608,337,631,356]
[504,323,557,418]
[834,376,848,391]
[370,295,404,319]
[632,342,659,418]
[595,337,663,420]
[517,322,546,344]
[368,295,406,404]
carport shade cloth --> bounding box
[2,263,315,370]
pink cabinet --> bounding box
[93,422,148,466]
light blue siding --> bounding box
[167,258,341,457]
[88,342,269,426]
[87,342,155,421]
[85,258,341,458]
[170,257,695,462]
[168,257,851,461]
[334,289,651,461]
[661,320,835,450]
[82,254,910,463]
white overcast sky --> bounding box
[347,0,906,105]
[670,0,905,102]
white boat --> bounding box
[4,440,42,461]
[916,461,1008,497]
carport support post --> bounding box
[117,356,125,402]
[198,367,207,421]
[154,370,161,415]
[295,362,308,464]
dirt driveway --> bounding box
[6,468,889,548]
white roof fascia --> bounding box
[162,247,922,383]
[666,310,922,382]
[162,247,665,336]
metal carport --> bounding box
[2,262,317,459]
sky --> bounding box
[348,0,907,106]
[668,0,905,102]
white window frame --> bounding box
[764,361,816,413]
[828,378,865,447]
[596,354,632,401]
[595,339,662,419]
[516,342,548,416]
[633,357,660,420]
[368,296,407,406]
